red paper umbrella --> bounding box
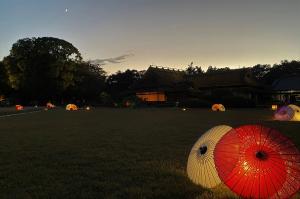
[214,125,300,199]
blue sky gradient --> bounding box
[1,0,299,73]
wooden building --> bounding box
[190,68,265,102]
[272,74,300,104]
[134,66,265,105]
[134,66,186,103]
[136,91,167,102]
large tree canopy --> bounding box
[106,69,142,99]
[3,37,83,101]
[250,64,271,81]
[0,61,10,95]
[69,62,106,101]
[264,60,300,84]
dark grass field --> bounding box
[0,107,41,117]
[0,108,299,199]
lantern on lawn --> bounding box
[46,102,55,109]
[212,104,225,112]
[271,104,278,110]
[66,104,78,111]
[15,105,24,111]
[274,106,294,121]
[288,104,300,121]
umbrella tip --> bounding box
[199,146,208,155]
[255,151,268,160]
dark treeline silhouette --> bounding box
[0,37,300,106]
[0,37,106,105]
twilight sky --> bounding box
[0,0,300,73]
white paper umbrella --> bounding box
[288,104,300,121]
[187,125,232,188]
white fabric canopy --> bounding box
[187,125,232,188]
[288,104,300,121]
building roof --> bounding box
[134,66,262,91]
[191,68,261,88]
[272,74,300,91]
[134,66,186,90]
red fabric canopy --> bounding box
[214,125,300,199]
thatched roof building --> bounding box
[272,74,300,92]
[190,68,262,89]
[134,66,265,105]
[134,66,186,91]
[272,74,300,104]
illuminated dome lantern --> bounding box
[214,125,300,199]
[187,125,232,188]
[274,106,294,121]
[66,104,78,111]
[271,104,278,110]
[15,105,24,111]
[212,104,225,112]
[46,102,55,109]
[125,101,131,107]
[288,104,300,121]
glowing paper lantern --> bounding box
[288,104,300,121]
[274,106,294,121]
[271,104,278,110]
[187,125,232,188]
[15,105,24,111]
[212,104,225,112]
[214,125,300,199]
[66,104,78,111]
[46,102,55,109]
[125,101,131,107]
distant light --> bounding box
[16,105,24,111]
[65,8,68,13]
[182,108,186,111]
[86,106,90,111]
[271,105,278,111]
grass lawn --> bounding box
[0,107,41,117]
[0,108,299,199]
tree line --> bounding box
[0,37,300,105]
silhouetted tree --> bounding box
[68,62,106,102]
[185,62,204,75]
[206,66,230,74]
[2,37,83,102]
[0,61,10,95]
[251,64,271,82]
[263,60,300,84]
[106,69,142,98]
